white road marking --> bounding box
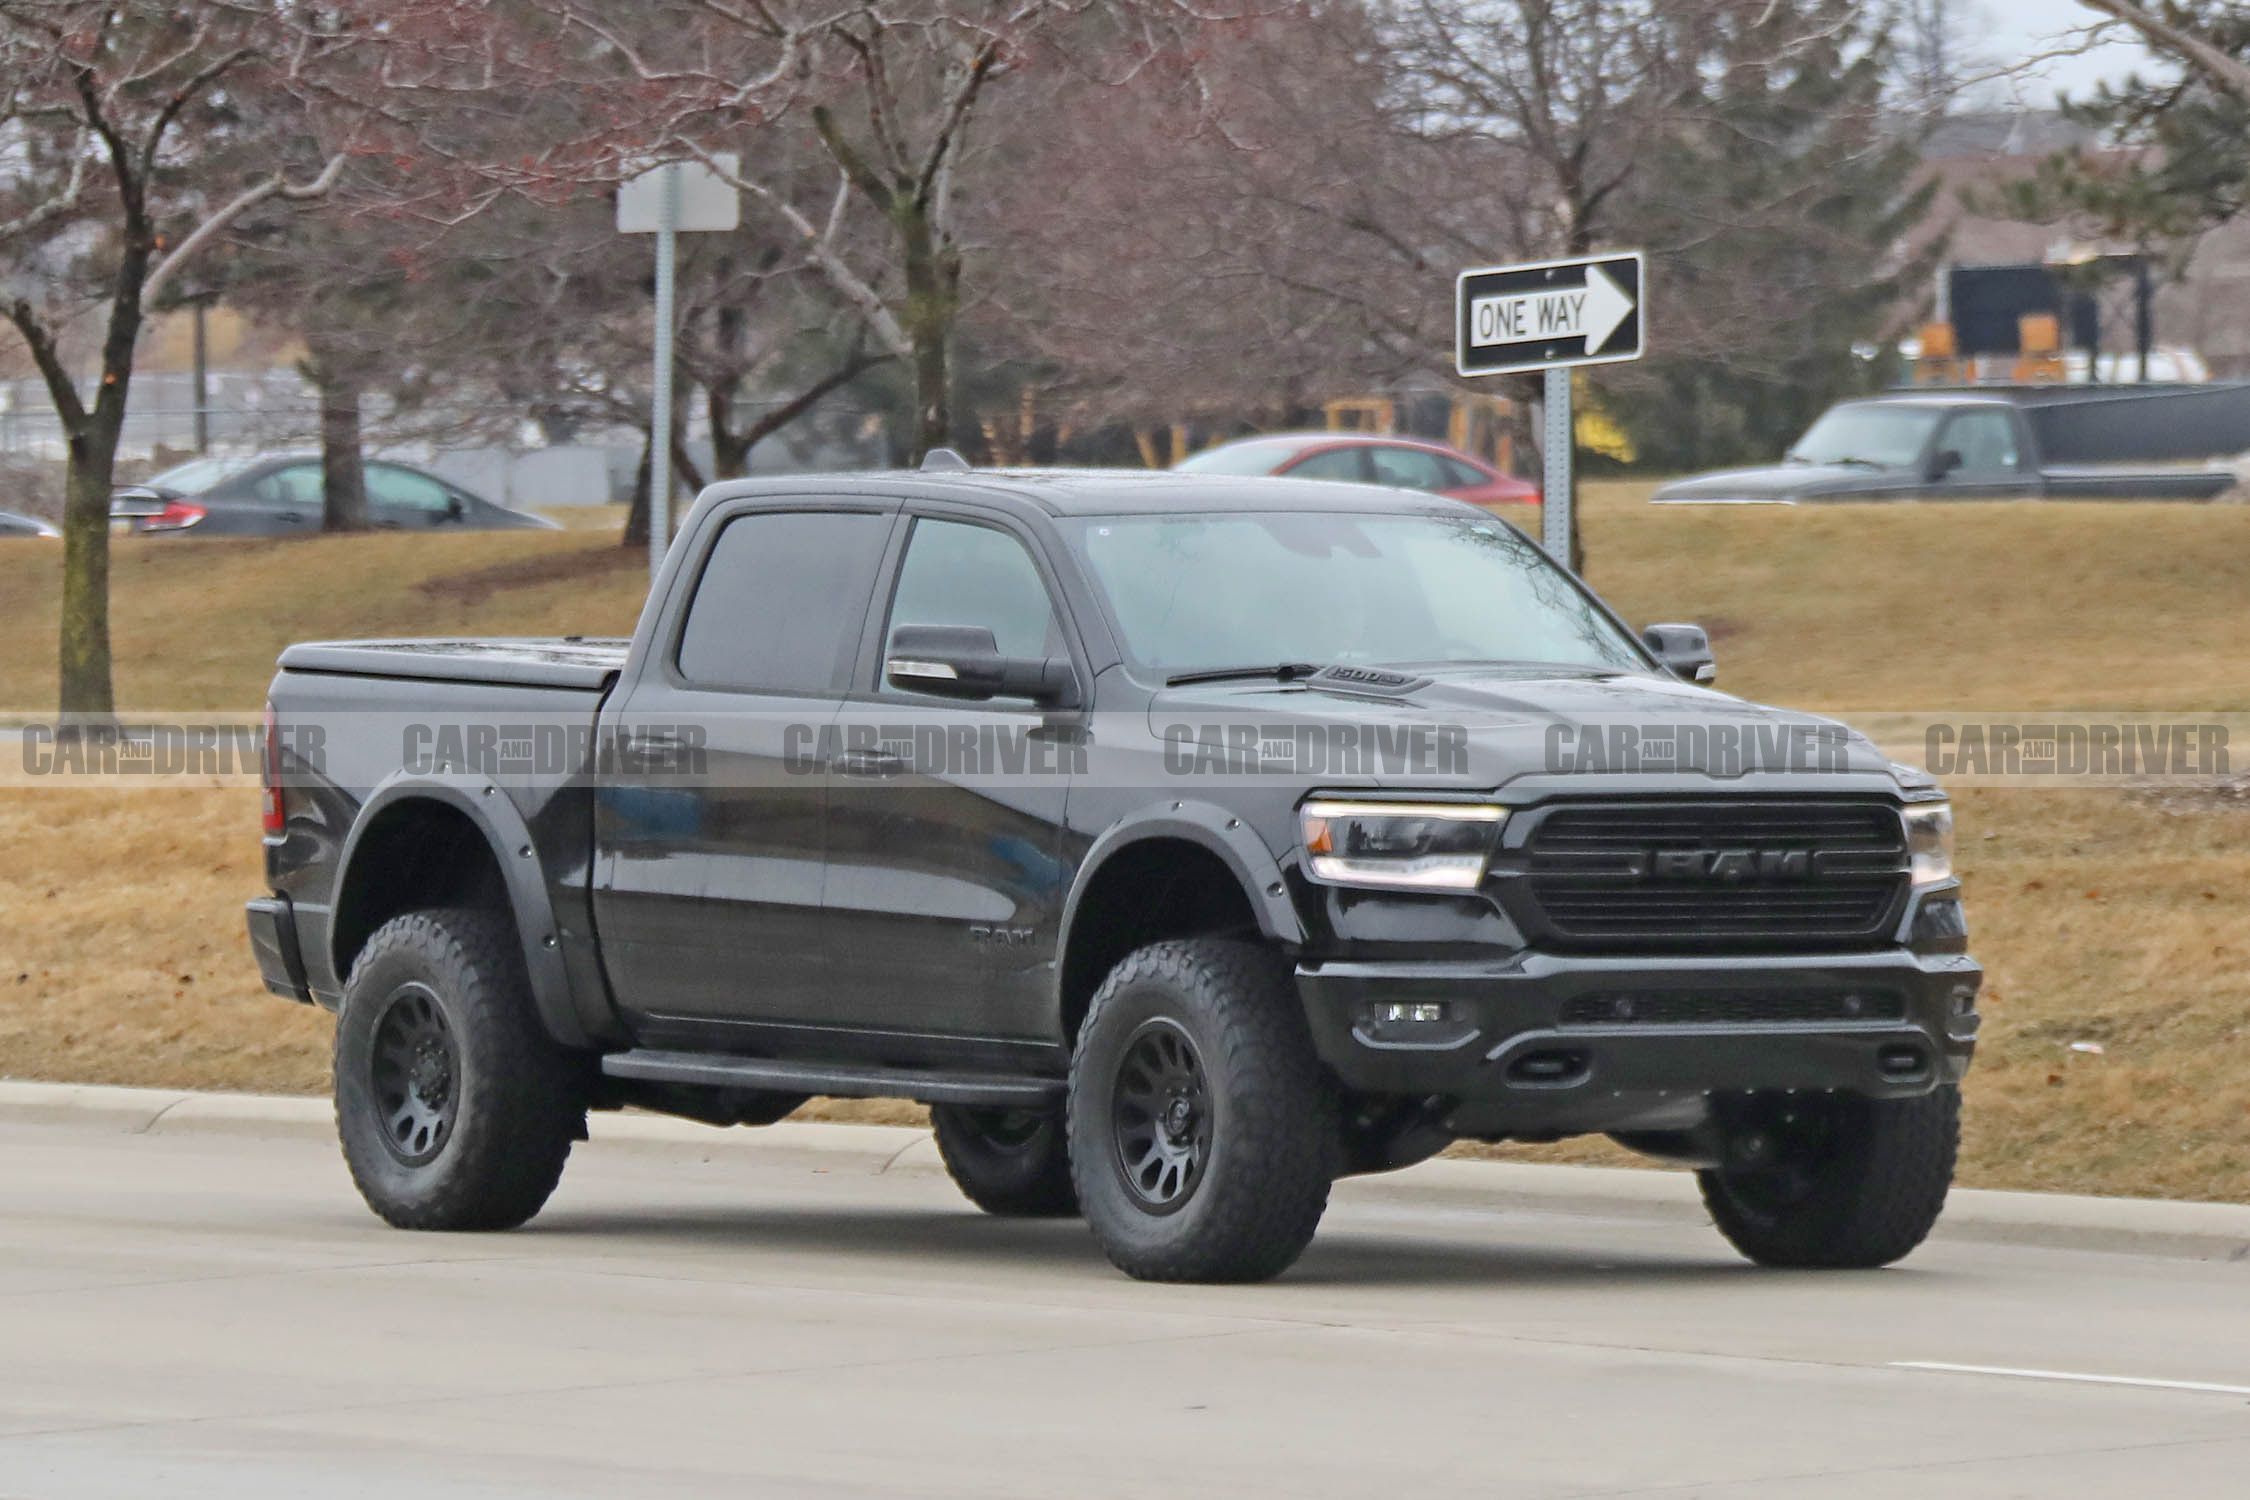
[1895,1361,2250,1398]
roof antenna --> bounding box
[920,447,971,472]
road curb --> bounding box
[6,1079,2247,1263]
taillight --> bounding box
[142,501,206,532]
[262,701,285,836]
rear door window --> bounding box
[676,510,894,694]
[250,464,323,510]
[1366,445,1453,493]
[1285,447,1370,482]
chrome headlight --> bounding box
[1299,799,1505,891]
[1904,802,1954,886]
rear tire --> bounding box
[1699,1086,1958,1268]
[1068,938,1339,1283]
[930,1105,1078,1217]
[335,907,587,1231]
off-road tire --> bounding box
[1699,1086,1959,1269]
[930,1105,1078,1217]
[1068,938,1339,1283]
[335,907,587,1231]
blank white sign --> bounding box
[617,154,741,234]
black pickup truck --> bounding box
[1651,390,2240,504]
[248,462,1980,1282]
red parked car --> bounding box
[1175,432,1540,507]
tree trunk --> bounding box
[619,420,706,551]
[707,374,751,480]
[317,371,369,531]
[621,424,653,549]
[910,326,949,461]
[706,294,753,480]
[670,432,708,499]
[53,233,153,717]
[57,421,122,719]
[898,204,955,462]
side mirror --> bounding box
[1642,623,1716,685]
[444,495,466,522]
[885,624,1080,708]
[109,485,168,519]
[1926,448,1963,482]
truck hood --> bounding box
[1649,463,1904,504]
[1147,668,1901,791]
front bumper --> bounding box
[246,896,313,1003]
[1296,947,1981,1134]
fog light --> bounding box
[1376,1002,1447,1024]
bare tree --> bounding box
[442,1,1253,462]
[984,2,1480,433]
[2078,0,2250,101]
[0,2,356,714]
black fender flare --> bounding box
[332,773,593,1050]
[1055,802,1305,1009]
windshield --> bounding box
[144,455,262,494]
[1787,405,1938,468]
[1068,511,1648,677]
[1174,441,1309,476]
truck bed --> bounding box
[275,638,629,692]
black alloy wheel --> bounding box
[368,981,459,1166]
[1110,1019,1213,1214]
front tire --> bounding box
[930,1105,1078,1217]
[1699,1086,1959,1268]
[1068,938,1339,1283]
[335,907,587,1231]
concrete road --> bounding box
[4,1112,2249,1499]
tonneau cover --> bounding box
[277,638,628,691]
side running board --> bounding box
[599,1049,1065,1109]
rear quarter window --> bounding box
[675,510,892,694]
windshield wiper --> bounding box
[1165,662,1319,687]
[1794,453,1885,469]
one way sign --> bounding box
[1454,251,1645,377]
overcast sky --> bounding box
[1975,0,2166,105]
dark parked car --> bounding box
[113,454,561,535]
[249,458,1977,1284]
[1651,393,2239,505]
[1178,432,1540,507]
[0,510,60,539]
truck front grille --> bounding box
[1513,799,1909,952]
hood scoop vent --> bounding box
[1305,664,1430,698]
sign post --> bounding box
[1454,251,1645,567]
[1541,367,1572,561]
[619,155,741,580]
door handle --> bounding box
[833,749,908,778]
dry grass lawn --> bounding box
[4,484,2249,1195]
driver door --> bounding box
[821,512,1081,1056]
[1932,411,2038,501]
